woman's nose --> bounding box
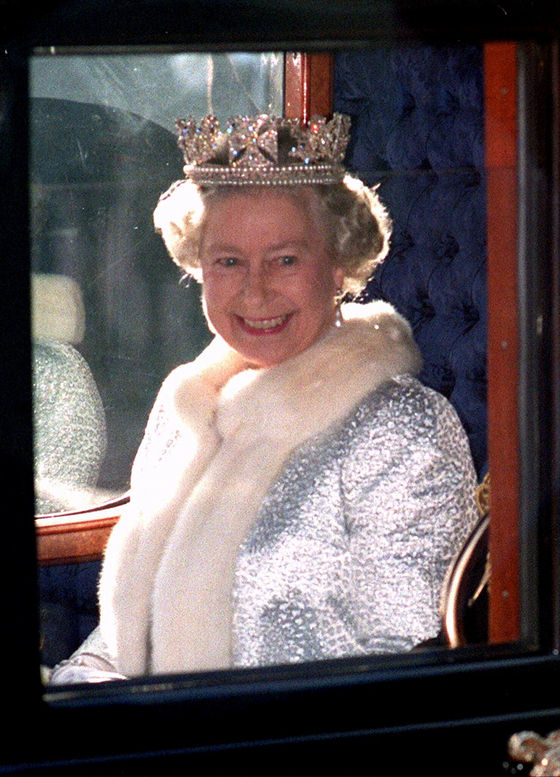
[242,266,271,306]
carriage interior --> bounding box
[33,44,520,671]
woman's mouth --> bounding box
[236,313,292,335]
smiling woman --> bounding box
[4,0,558,770]
[197,188,344,367]
[154,179,389,366]
[49,113,479,682]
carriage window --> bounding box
[31,52,283,514]
[34,42,551,690]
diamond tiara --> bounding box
[176,113,351,186]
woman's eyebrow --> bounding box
[203,239,309,254]
[202,242,242,254]
[266,240,308,252]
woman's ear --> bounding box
[333,266,346,293]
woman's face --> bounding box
[199,189,345,368]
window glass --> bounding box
[30,52,283,514]
[34,43,546,689]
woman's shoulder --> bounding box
[129,365,195,485]
[342,375,474,463]
[357,374,462,425]
[338,375,478,516]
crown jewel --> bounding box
[176,113,351,186]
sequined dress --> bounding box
[50,302,478,683]
[233,375,477,666]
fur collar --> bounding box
[99,301,421,676]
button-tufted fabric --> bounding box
[335,46,487,478]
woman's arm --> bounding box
[341,379,479,654]
[48,379,186,684]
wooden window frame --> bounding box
[36,495,128,566]
[485,42,520,643]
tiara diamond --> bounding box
[175,113,351,186]
[227,116,279,166]
[177,116,222,165]
[290,114,350,165]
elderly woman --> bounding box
[50,114,478,683]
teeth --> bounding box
[243,315,287,330]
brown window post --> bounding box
[485,41,520,643]
[284,52,334,120]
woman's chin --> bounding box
[232,336,299,368]
[238,347,292,368]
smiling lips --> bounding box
[236,313,292,334]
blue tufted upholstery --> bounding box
[334,46,487,478]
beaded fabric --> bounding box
[175,113,351,186]
[233,376,478,667]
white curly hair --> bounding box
[153,174,392,297]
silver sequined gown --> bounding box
[50,373,478,683]
[233,375,477,666]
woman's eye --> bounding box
[279,255,297,267]
[218,257,239,267]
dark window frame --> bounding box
[2,1,560,774]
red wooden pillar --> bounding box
[284,52,334,120]
[485,42,520,643]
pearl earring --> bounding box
[335,289,344,328]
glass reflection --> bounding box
[30,52,283,513]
